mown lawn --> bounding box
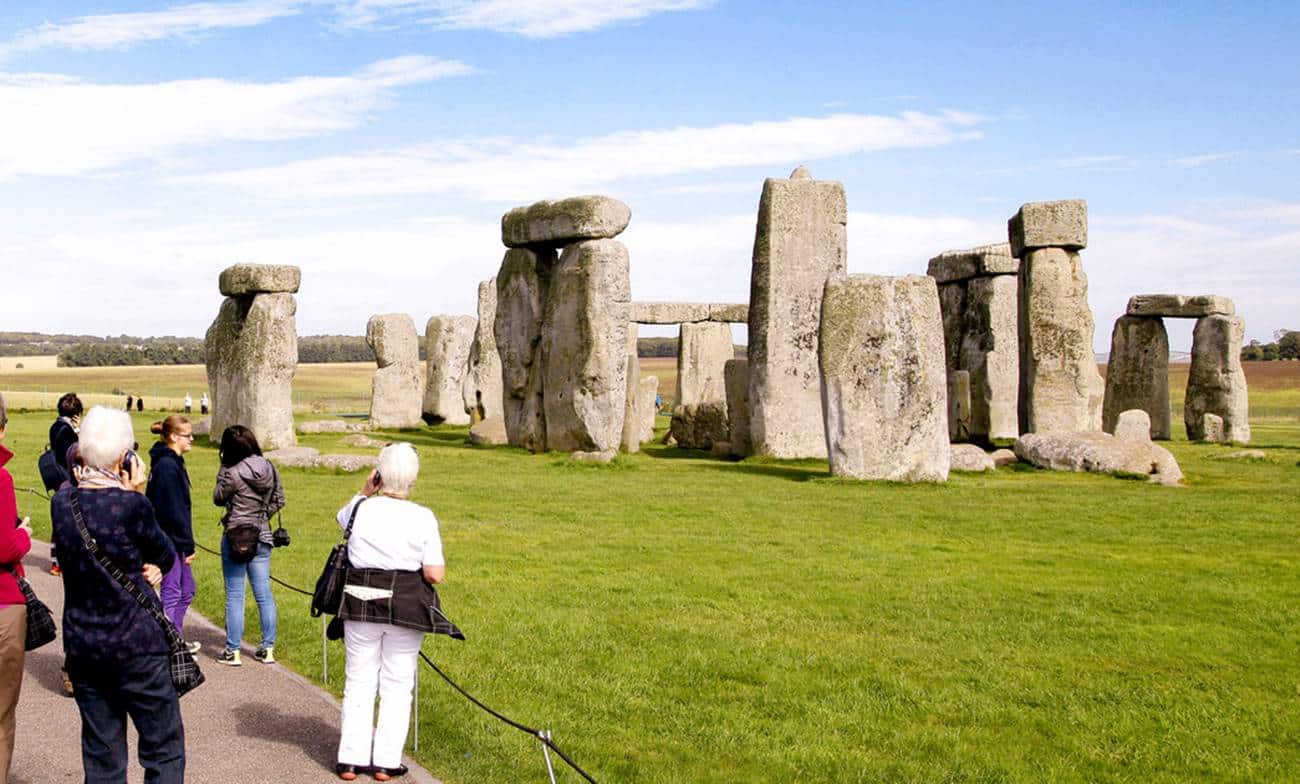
[3,401,1297,783]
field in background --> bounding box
[0,355,59,372]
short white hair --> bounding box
[79,406,136,471]
[377,442,419,496]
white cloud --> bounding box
[0,1,305,57]
[188,110,986,201]
[333,0,714,36]
[0,56,472,178]
[1167,151,1243,168]
[1056,154,1138,171]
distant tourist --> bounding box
[213,426,283,667]
[183,394,192,414]
[146,416,199,654]
[334,443,459,782]
[0,392,34,784]
[199,394,209,416]
[125,395,133,411]
[49,406,185,783]
[136,397,144,413]
[48,393,83,578]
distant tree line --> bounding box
[1241,329,1300,361]
[50,334,428,366]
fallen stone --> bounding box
[1113,409,1153,442]
[1103,315,1171,439]
[1008,199,1088,258]
[540,239,630,452]
[724,359,751,458]
[341,434,388,449]
[468,416,509,446]
[669,402,730,451]
[218,264,301,297]
[423,315,476,426]
[495,247,554,452]
[819,274,949,482]
[1127,294,1235,319]
[1210,449,1267,460]
[1014,431,1183,485]
[318,454,379,472]
[366,313,419,369]
[265,446,321,468]
[570,449,617,464]
[950,443,995,472]
[1200,413,1226,443]
[298,420,363,434]
[463,278,504,422]
[748,166,846,459]
[1185,314,1251,443]
[502,196,631,248]
[990,448,1018,467]
[205,291,298,450]
[677,322,734,406]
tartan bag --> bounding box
[69,491,205,697]
[3,565,57,651]
[311,497,366,617]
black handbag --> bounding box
[311,497,365,618]
[69,491,205,697]
[3,564,56,651]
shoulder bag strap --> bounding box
[343,496,366,541]
[264,463,286,533]
[69,490,183,650]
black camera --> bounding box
[272,525,291,548]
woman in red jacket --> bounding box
[0,393,34,782]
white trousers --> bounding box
[337,620,424,768]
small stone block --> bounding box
[219,264,301,297]
[1127,294,1235,318]
[502,196,631,248]
[1008,199,1087,257]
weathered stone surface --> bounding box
[366,313,419,369]
[1114,409,1153,442]
[1185,315,1251,443]
[950,443,995,472]
[628,302,749,324]
[298,420,364,434]
[541,239,630,452]
[1200,413,1225,443]
[1102,316,1170,439]
[218,264,301,297]
[570,449,617,464]
[1008,199,1088,258]
[463,278,504,423]
[1018,248,1103,434]
[990,448,1018,467]
[495,247,555,452]
[669,402,730,450]
[318,454,379,472]
[502,196,631,248]
[819,274,949,482]
[423,315,475,426]
[937,283,967,375]
[1127,294,1235,318]
[963,274,1020,441]
[265,446,320,468]
[192,417,212,437]
[341,433,388,448]
[205,292,297,450]
[948,370,972,442]
[748,167,847,459]
[1014,431,1183,485]
[620,355,642,453]
[710,441,733,459]
[978,243,1020,276]
[369,362,424,429]
[928,244,1018,283]
[724,359,751,458]
[709,303,749,322]
[468,417,508,446]
[637,376,659,443]
[677,322,734,407]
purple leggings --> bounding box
[160,558,196,636]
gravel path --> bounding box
[11,540,441,784]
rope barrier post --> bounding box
[321,615,328,684]
[540,729,557,784]
[412,660,420,753]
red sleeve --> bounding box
[0,470,31,566]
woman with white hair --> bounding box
[49,406,184,783]
[333,443,461,782]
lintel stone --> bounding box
[501,195,631,248]
[218,264,301,297]
[1127,294,1235,318]
[927,243,1018,283]
[1008,200,1087,258]
[630,302,749,324]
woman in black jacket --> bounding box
[145,415,198,653]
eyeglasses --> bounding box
[177,433,195,440]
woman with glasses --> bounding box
[145,415,199,653]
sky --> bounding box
[1,0,1297,350]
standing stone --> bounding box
[819,274,949,482]
[540,239,630,452]
[367,314,423,429]
[620,355,642,453]
[962,274,1020,441]
[676,322,734,406]
[205,276,298,450]
[948,370,971,442]
[463,278,504,423]
[1186,315,1251,443]
[724,359,751,458]
[669,403,729,450]
[637,376,659,443]
[424,315,475,426]
[1102,316,1170,439]
[495,248,554,452]
[936,283,967,375]
[748,166,847,459]
[1114,409,1153,442]
[1200,413,1226,443]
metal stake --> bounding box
[321,616,328,684]
[540,730,557,784]
[412,662,420,753]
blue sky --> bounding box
[1,1,1297,350]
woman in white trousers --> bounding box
[333,444,461,781]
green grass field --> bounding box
[2,365,1297,782]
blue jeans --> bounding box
[220,539,277,651]
[68,653,185,783]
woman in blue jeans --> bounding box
[212,425,284,666]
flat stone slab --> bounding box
[950,443,995,472]
[502,195,631,248]
[1126,294,1235,318]
[927,243,1018,283]
[1014,431,1183,485]
[298,420,365,434]
[1008,199,1087,257]
[218,263,301,296]
[630,302,749,324]
[266,446,379,472]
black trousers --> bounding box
[68,654,185,784]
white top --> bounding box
[337,494,444,570]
